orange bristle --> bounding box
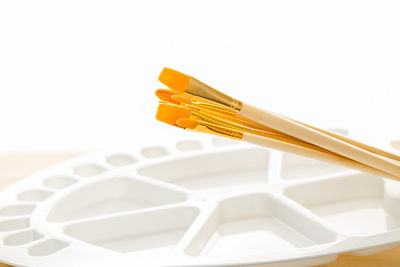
[158,68,191,93]
[171,95,191,104]
[176,119,198,129]
[155,103,191,127]
[155,89,180,104]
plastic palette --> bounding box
[1,134,400,267]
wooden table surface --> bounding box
[1,151,399,267]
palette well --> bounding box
[1,134,400,267]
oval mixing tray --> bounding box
[1,134,400,267]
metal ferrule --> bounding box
[189,110,337,154]
[185,78,243,113]
[191,120,243,140]
[182,93,234,115]
[186,103,281,134]
[189,110,294,142]
[189,110,239,131]
[189,109,266,137]
[191,100,235,115]
[178,94,281,133]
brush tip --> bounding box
[158,68,191,92]
[171,95,191,105]
[156,103,191,127]
[155,89,180,104]
[176,118,198,129]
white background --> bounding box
[0,0,399,151]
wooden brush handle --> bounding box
[240,104,400,178]
[242,133,399,181]
[284,116,400,163]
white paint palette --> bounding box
[1,135,400,267]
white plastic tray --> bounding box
[1,134,400,267]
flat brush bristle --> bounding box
[155,89,180,104]
[158,68,191,92]
[171,95,191,104]
[176,119,198,129]
[156,103,191,127]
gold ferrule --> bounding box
[192,100,234,115]
[182,95,280,133]
[182,92,231,111]
[186,78,243,113]
[187,112,344,157]
[187,104,275,133]
[189,109,286,140]
[182,95,238,116]
[192,121,243,140]
[189,109,282,137]
[189,110,237,130]
[189,109,268,138]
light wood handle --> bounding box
[242,133,399,181]
[240,104,400,178]
[285,116,400,163]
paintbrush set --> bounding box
[2,68,400,267]
[155,68,400,180]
